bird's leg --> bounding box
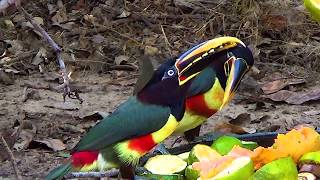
[184,125,201,142]
[170,136,184,147]
[153,143,170,155]
[119,164,135,180]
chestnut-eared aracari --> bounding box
[45,36,253,180]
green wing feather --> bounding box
[72,96,171,152]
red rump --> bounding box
[186,94,217,117]
[128,134,156,154]
[71,151,99,167]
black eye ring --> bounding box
[167,69,175,76]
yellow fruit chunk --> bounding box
[252,127,320,169]
[188,144,221,165]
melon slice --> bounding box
[144,155,187,175]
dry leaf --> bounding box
[213,122,256,134]
[32,47,47,65]
[114,55,129,65]
[30,139,66,151]
[286,88,320,105]
[261,78,305,94]
[303,110,320,116]
[263,90,295,102]
[264,88,320,105]
[228,113,251,126]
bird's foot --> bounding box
[153,143,170,155]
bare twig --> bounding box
[17,7,82,103]
[64,169,119,179]
[160,25,172,56]
[1,136,22,180]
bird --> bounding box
[45,36,253,180]
[173,37,254,141]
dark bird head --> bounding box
[138,37,253,118]
[174,36,254,109]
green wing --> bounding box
[72,96,171,152]
[186,67,216,97]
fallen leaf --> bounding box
[261,78,305,94]
[30,139,66,151]
[32,47,47,65]
[229,113,251,126]
[116,9,131,19]
[213,122,256,134]
[263,90,295,102]
[286,88,320,105]
[0,69,14,85]
[92,34,105,44]
[114,55,129,65]
[0,128,19,162]
[303,110,320,116]
[264,87,320,105]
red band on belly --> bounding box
[128,134,156,154]
[186,94,217,117]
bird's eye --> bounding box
[162,68,176,80]
[167,69,175,76]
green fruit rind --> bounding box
[304,0,320,22]
[210,156,254,180]
[249,157,298,180]
[138,174,184,180]
[299,151,320,164]
[211,136,242,155]
[144,155,187,175]
[241,141,259,150]
[185,165,200,180]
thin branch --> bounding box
[17,7,82,103]
[64,169,119,179]
[160,25,173,56]
[1,136,22,180]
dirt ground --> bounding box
[0,0,320,179]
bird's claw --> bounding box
[153,144,170,155]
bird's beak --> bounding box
[220,57,249,110]
[175,37,245,86]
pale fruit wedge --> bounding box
[204,156,254,180]
[178,152,190,162]
[144,155,187,175]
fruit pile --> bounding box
[140,127,320,180]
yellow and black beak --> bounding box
[175,36,245,86]
[220,56,250,109]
